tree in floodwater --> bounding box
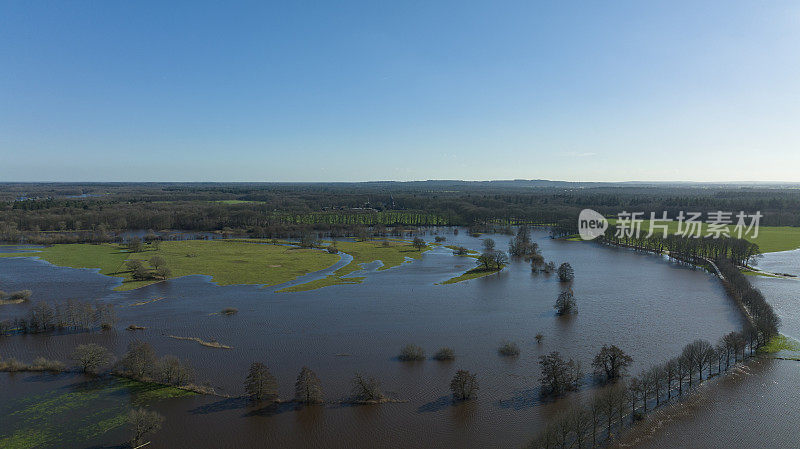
[72,343,112,375]
[557,263,574,282]
[554,290,577,315]
[295,366,324,404]
[450,369,479,401]
[245,362,278,402]
[592,345,633,383]
[128,407,164,448]
[119,341,156,380]
[482,238,496,252]
[539,351,582,397]
[351,373,384,403]
[412,237,426,251]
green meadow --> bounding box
[606,219,800,253]
[0,240,339,291]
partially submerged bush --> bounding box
[498,341,521,357]
[221,307,238,315]
[31,357,66,372]
[398,344,426,361]
[433,347,455,361]
[9,290,32,301]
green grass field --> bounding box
[0,240,339,291]
[278,239,430,292]
[606,220,800,253]
[438,267,501,285]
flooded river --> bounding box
[0,229,745,448]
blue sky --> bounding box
[2,1,799,182]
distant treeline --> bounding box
[0,299,116,335]
[1,182,799,243]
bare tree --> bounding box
[72,344,112,375]
[128,407,164,448]
[450,369,479,401]
[295,367,323,404]
[351,373,383,403]
[119,341,156,380]
[592,345,633,383]
[245,362,278,402]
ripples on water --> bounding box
[0,229,745,448]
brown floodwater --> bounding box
[612,249,800,449]
[0,229,745,448]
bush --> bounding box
[435,236,446,242]
[326,245,339,254]
[31,357,66,372]
[498,341,521,357]
[398,344,426,361]
[221,308,238,315]
[9,290,32,301]
[433,347,455,361]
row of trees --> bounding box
[244,362,479,404]
[0,299,116,335]
[531,330,769,448]
[603,232,762,268]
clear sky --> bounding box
[2,1,800,182]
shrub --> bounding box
[435,236,446,242]
[32,357,65,372]
[498,341,521,357]
[535,333,544,344]
[398,344,426,361]
[9,290,32,301]
[433,347,455,361]
[221,308,238,315]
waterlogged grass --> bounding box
[759,334,800,354]
[0,240,339,291]
[439,267,501,285]
[606,220,800,253]
[0,375,194,449]
[279,239,430,292]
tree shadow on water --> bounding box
[417,395,453,413]
[189,396,250,414]
[493,387,545,410]
[244,401,300,417]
